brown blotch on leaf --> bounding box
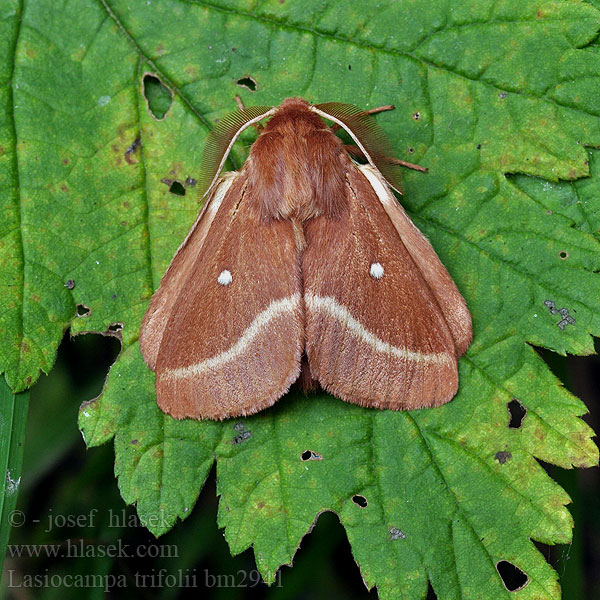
[125,136,141,164]
[185,176,197,187]
[494,450,512,464]
[60,184,68,192]
[131,439,138,445]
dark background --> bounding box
[2,332,598,599]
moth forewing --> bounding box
[139,172,239,370]
[302,164,461,410]
[146,165,304,420]
[357,164,472,356]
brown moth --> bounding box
[139,97,472,420]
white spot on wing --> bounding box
[218,270,232,286]
[305,293,451,365]
[370,262,384,279]
[164,293,301,378]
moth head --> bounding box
[196,98,405,208]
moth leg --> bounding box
[234,94,246,111]
[344,144,427,173]
[362,104,395,116]
[385,157,428,172]
[234,95,264,132]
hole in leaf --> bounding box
[169,181,186,196]
[352,495,368,508]
[559,250,569,260]
[408,147,415,154]
[236,76,257,92]
[412,111,421,121]
[107,323,123,333]
[496,560,529,591]
[300,450,322,461]
[507,399,526,429]
[76,304,90,317]
[64,279,75,290]
[348,64,352,71]
[142,74,172,120]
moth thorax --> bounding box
[246,127,348,223]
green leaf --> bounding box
[0,378,29,577]
[2,0,600,597]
